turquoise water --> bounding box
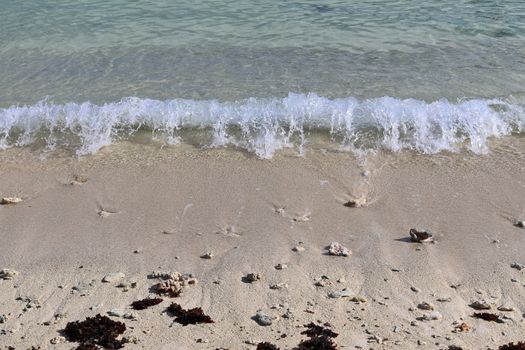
[1,1,525,155]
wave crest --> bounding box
[1,93,523,157]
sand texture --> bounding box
[1,141,525,349]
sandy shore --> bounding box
[1,140,525,349]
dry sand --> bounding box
[0,139,525,349]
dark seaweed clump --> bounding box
[297,323,339,349]
[343,201,356,208]
[257,342,280,350]
[131,297,163,310]
[63,314,126,349]
[499,342,525,350]
[472,312,504,323]
[167,303,214,325]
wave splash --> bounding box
[1,93,524,157]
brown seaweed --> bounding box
[499,342,525,350]
[257,342,280,350]
[167,303,214,325]
[63,314,126,349]
[130,298,163,310]
[472,312,504,323]
[343,201,356,208]
[297,336,338,350]
[296,323,338,350]
[300,323,339,338]
[76,345,100,350]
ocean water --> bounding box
[1,0,525,156]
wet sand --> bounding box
[0,140,525,349]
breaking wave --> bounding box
[1,93,524,158]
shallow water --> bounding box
[1,1,525,156]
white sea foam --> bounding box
[0,93,523,157]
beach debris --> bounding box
[149,271,197,297]
[149,271,182,280]
[314,275,331,287]
[410,286,421,293]
[497,305,515,312]
[343,200,357,208]
[514,220,524,228]
[257,342,280,350]
[269,283,288,290]
[293,245,305,252]
[152,279,182,297]
[102,272,125,283]
[437,297,452,303]
[244,273,261,283]
[499,342,525,350]
[98,209,118,218]
[472,312,504,323]
[131,298,163,310]
[0,314,8,323]
[292,212,310,222]
[122,336,140,344]
[70,174,88,185]
[469,300,491,310]
[350,296,368,303]
[63,314,126,349]
[328,289,352,298]
[200,252,214,259]
[511,262,525,271]
[254,310,275,326]
[167,303,214,325]
[116,281,137,292]
[327,242,351,257]
[50,336,66,344]
[417,302,435,311]
[0,268,18,280]
[421,311,443,321]
[107,309,137,320]
[455,322,471,332]
[298,323,338,350]
[0,197,22,205]
[409,228,433,243]
[275,263,287,270]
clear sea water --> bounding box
[1,0,525,156]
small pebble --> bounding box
[275,263,287,270]
[0,269,18,280]
[327,242,351,256]
[0,197,22,205]
[417,302,435,311]
[254,310,275,326]
[201,252,214,259]
[469,300,491,310]
[102,272,125,283]
[50,336,65,344]
[245,273,261,283]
